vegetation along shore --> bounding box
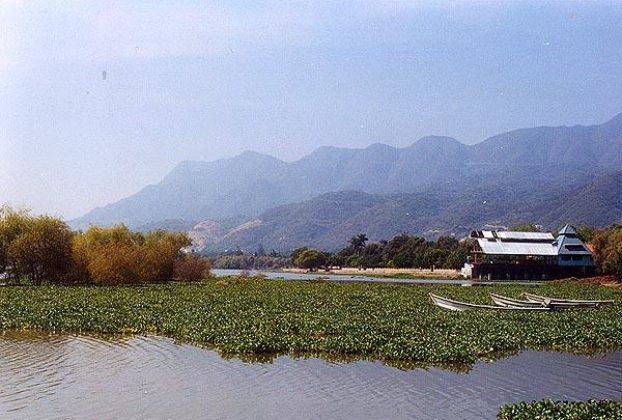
[1,280,620,367]
[497,399,622,420]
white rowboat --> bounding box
[489,293,545,308]
[430,293,551,312]
[523,293,614,308]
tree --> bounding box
[349,233,368,256]
[509,223,540,232]
[73,225,194,284]
[140,230,191,282]
[5,214,73,284]
[174,254,211,281]
[291,247,310,262]
[293,248,327,271]
[361,243,384,268]
[0,207,74,284]
[74,225,142,285]
[576,225,596,243]
[392,252,412,268]
[445,249,467,270]
[0,205,31,275]
[592,225,622,278]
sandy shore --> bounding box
[282,267,462,280]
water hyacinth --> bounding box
[0,279,620,366]
[498,399,622,420]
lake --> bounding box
[210,269,541,285]
[1,333,620,419]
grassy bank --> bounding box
[498,400,622,420]
[0,279,621,366]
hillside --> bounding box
[71,114,622,229]
[188,171,622,253]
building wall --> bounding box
[558,255,594,267]
[471,261,595,280]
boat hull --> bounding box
[430,293,550,312]
[523,293,614,308]
[489,293,545,308]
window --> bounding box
[565,245,586,252]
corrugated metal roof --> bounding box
[496,231,554,241]
[556,234,592,255]
[477,239,558,256]
[474,225,593,257]
[558,224,577,235]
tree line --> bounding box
[0,206,209,285]
[292,233,470,271]
[292,226,622,278]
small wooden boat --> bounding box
[523,293,614,308]
[489,293,545,308]
[429,293,550,312]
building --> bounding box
[466,224,595,280]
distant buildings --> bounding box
[464,224,595,280]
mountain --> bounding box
[71,114,622,229]
[189,171,622,253]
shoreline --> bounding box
[0,279,620,366]
[281,266,463,280]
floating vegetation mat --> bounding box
[498,399,622,420]
[0,279,621,366]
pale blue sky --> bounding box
[1,1,621,218]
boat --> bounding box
[429,293,551,312]
[523,293,614,308]
[489,293,545,308]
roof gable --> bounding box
[558,224,577,236]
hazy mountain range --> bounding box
[72,114,622,251]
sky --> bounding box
[1,0,621,219]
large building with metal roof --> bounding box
[466,224,595,280]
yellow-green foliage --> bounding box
[592,225,622,278]
[0,281,620,365]
[71,225,195,284]
[0,206,73,284]
[0,206,205,285]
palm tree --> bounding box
[349,233,368,256]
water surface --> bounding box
[211,269,541,285]
[0,333,620,419]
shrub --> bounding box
[74,225,193,285]
[293,248,327,271]
[0,207,73,284]
[173,254,211,281]
[591,225,622,278]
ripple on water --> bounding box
[0,334,620,420]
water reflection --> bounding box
[1,333,620,420]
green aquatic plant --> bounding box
[0,279,620,366]
[498,399,622,420]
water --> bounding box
[210,269,541,285]
[1,333,620,420]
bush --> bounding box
[293,248,327,271]
[173,254,211,281]
[72,225,193,285]
[0,207,73,284]
[591,225,622,278]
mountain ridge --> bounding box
[187,171,622,253]
[71,113,622,229]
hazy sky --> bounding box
[2,1,621,219]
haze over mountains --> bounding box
[72,114,622,251]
